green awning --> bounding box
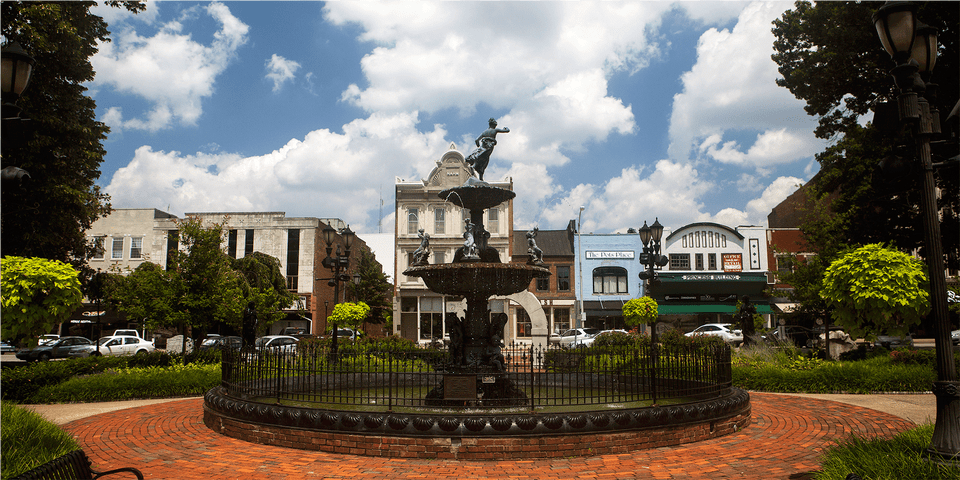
[657,304,773,315]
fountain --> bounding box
[203,118,751,459]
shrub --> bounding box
[1,402,80,479]
[26,362,221,403]
[817,424,959,480]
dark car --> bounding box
[199,336,243,351]
[15,336,94,361]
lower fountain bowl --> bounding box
[203,387,751,460]
[404,262,550,298]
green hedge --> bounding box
[27,363,221,404]
[1,402,80,479]
[1,350,221,403]
[732,356,937,393]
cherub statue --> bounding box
[462,220,480,260]
[465,118,510,181]
[527,227,544,266]
[411,228,431,266]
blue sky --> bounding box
[88,1,829,236]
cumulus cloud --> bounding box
[265,54,301,92]
[668,1,824,170]
[91,2,248,132]
[105,113,451,230]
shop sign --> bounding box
[586,251,635,259]
[722,253,742,272]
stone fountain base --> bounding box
[203,387,751,460]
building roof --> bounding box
[512,224,575,257]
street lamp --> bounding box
[321,225,355,359]
[638,218,668,287]
[1,42,35,120]
[873,1,957,462]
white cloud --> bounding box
[265,54,301,92]
[326,2,668,169]
[92,2,248,132]
[668,1,825,170]
[105,113,451,231]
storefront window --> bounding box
[552,308,570,334]
[593,267,628,294]
[516,309,532,338]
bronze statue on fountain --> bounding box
[406,118,549,406]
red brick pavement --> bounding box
[63,393,914,479]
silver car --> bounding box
[685,323,743,345]
[550,328,601,347]
[87,335,156,357]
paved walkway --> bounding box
[51,393,919,479]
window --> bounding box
[92,237,105,260]
[434,208,445,234]
[488,208,499,234]
[419,297,443,340]
[244,230,255,256]
[111,238,124,259]
[129,237,143,259]
[777,255,795,274]
[516,309,532,338]
[407,208,419,235]
[536,275,549,291]
[557,266,571,291]
[708,253,717,270]
[228,230,238,258]
[695,253,704,270]
[166,231,179,270]
[286,229,300,291]
[553,308,571,334]
[593,267,628,294]
[669,254,691,270]
[434,251,445,264]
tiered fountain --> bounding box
[203,118,751,460]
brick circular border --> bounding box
[203,387,751,459]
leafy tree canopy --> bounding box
[232,251,297,332]
[1,256,83,345]
[622,297,658,329]
[1,2,143,264]
[328,302,370,333]
[348,249,393,324]
[821,243,930,339]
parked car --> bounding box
[255,335,299,353]
[280,327,307,336]
[38,334,60,346]
[113,329,143,338]
[874,334,912,349]
[16,336,94,361]
[570,329,630,348]
[550,328,601,347]
[200,335,243,351]
[86,335,156,357]
[685,323,743,345]
[1,341,16,353]
[330,328,358,340]
[952,329,960,346]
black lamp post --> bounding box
[1,42,34,120]
[873,1,958,462]
[638,218,668,405]
[321,225,355,359]
[2,42,35,182]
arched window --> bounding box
[593,266,628,294]
[407,208,418,235]
[434,208,445,234]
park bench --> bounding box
[12,449,143,480]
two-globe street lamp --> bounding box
[873,1,957,462]
[321,225,355,359]
[638,218,669,290]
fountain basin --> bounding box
[405,262,550,298]
[439,184,516,210]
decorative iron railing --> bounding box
[220,341,732,412]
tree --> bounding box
[772,1,959,268]
[347,249,393,325]
[328,302,370,334]
[0,256,83,346]
[821,243,930,339]
[104,262,177,331]
[1,2,144,264]
[622,297,658,332]
[168,217,244,337]
[232,251,298,335]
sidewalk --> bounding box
[22,392,927,479]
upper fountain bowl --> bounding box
[439,183,516,211]
[404,262,549,298]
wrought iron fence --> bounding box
[220,341,732,412]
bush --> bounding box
[1,402,80,479]
[1,351,221,403]
[733,356,936,393]
[817,424,960,480]
[26,362,221,403]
